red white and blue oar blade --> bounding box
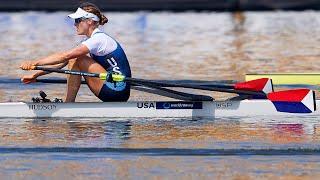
[234,78,273,94]
[267,89,316,113]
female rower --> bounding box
[20,2,131,102]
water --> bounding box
[0,11,320,179]
[0,118,320,178]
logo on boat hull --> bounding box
[215,102,233,109]
[156,102,202,109]
[137,102,155,108]
[136,102,203,109]
[29,104,57,111]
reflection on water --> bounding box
[0,117,320,178]
[1,11,320,178]
[0,117,319,148]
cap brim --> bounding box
[68,8,86,19]
[68,13,82,19]
[67,8,100,21]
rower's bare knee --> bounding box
[69,56,90,69]
[68,58,78,69]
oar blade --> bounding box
[267,89,316,113]
[235,78,273,94]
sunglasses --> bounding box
[74,18,86,24]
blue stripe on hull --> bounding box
[272,102,312,113]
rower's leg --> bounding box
[67,55,106,101]
[65,58,82,102]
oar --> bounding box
[32,66,270,97]
[27,67,283,98]
[30,66,272,94]
[112,75,271,98]
[34,78,271,94]
[4,77,272,97]
[29,67,316,113]
[30,79,320,91]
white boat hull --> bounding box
[0,100,318,118]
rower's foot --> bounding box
[31,91,63,103]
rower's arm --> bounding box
[33,45,90,66]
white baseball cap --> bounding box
[68,8,100,21]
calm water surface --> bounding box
[0,11,320,179]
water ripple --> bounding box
[0,147,320,156]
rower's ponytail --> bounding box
[80,2,108,25]
[99,14,108,25]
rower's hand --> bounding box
[20,61,35,70]
[21,74,37,84]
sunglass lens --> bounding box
[75,18,81,24]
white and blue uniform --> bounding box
[82,28,131,101]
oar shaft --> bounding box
[34,66,104,79]
[36,79,87,84]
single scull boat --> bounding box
[4,66,315,118]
